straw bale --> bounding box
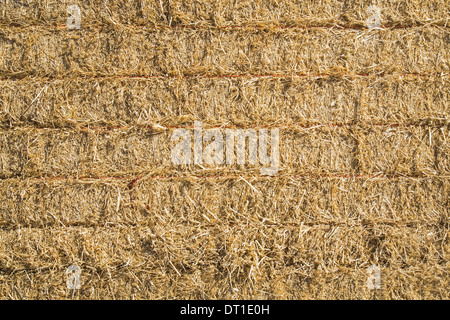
[0,27,448,78]
[0,127,170,178]
[1,125,443,177]
[0,127,356,178]
[0,77,357,127]
[0,224,447,299]
[359,77,449,125]
[1,76,448,128]
[2,0,447,27]
[357,126,440,175]
[0,0,163,26]
[169,0,449,27]
[0,177,447,229]
[0,263,448,299]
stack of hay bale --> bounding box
[0,0,448,299]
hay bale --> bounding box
[0,77,358,127]
[0,27,447,77]
[1,76,448,128]
[357,126,440,175]
[0,222,447,299]
[1,125,443,177]
[2,0,447,27]
[359,76,449,125]
[1,262,447,299]
[1,177,447,230]
[0,127,356,178]
[0,0,163,26]
[169,0,448,27]
[0,128,170,178]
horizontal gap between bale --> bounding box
[1,73,447,82]
[1,261,446,277]
[2,174,449,183]
[0,220,442,232]
[1,23,446,31]
[1,123,447,133]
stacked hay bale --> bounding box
[0,0,448,299]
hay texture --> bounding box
[1,0,448,27]
[0,27,448,77]
[0,0,449,300]
[1,76,448,127]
